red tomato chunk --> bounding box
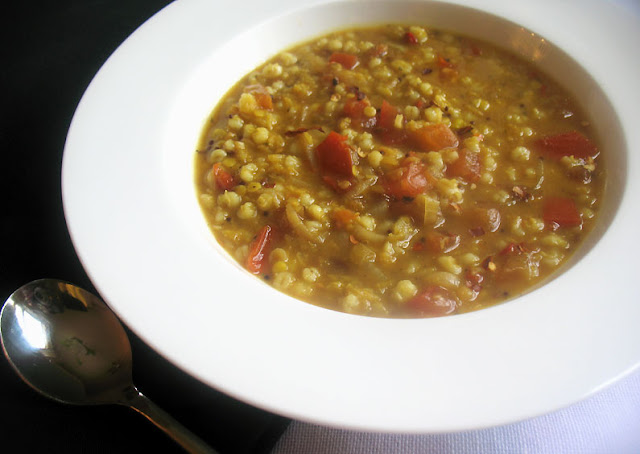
[212,163,235,190]
[246,225,275,275]
[378,100,398,130]
[533,131,598,159]
[383,160,431,199]
[316,131,353,178]
[329,52,359,70]
[411,123,459,152]
[543,197,582,228]
[446,148,480,182]
[407,286,459,317]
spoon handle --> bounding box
[123,386,218,454]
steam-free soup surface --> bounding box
[195,25,603,318]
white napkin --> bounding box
[273,367,640,453]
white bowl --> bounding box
[62,0,640,432]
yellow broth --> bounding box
[194,25,604,318]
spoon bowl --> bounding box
[1,279,215,454]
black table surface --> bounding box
[1,1,290,452]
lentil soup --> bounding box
[194,25,604,318]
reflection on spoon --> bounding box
[1,279,216,454]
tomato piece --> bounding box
[424,231,460,253]
[329,52,359,70]
[437,55,455,68]
[376,100,408,144]
[382,160,431,199]
[343,98,368,118]
[447,149,481,182]
[245,85,273,110]
[380,129,408,146]
[246,225,274,275]
[254,92,273,110]
[378,100,398,130]
[533,131,598,159]
[411,123,459,152]
[405,31,418,45]
[543,197,582,228]
[316,131,353,178]
[212,163,235,190]
[407,286,459,317]
[333,208,358,229]
[343,97,376,129]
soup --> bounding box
[194,24,603,317]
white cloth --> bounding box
[273,368,640,453]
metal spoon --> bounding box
[0,278,217,454]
